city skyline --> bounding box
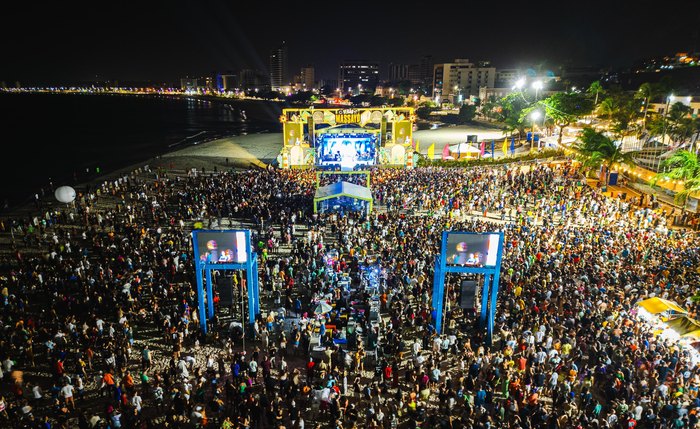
[2,1,699,84]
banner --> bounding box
[442,144,450,160]
[393,121,412,145]
[480,141,485,157]
[510,138,515,155]
[284,122,303,147]
[428,143,435,160]
[415,140,420,153]
[491,140,495,159]
[502,138,508,157]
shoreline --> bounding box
[4,119,509,218]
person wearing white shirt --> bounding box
[75,376,84,399]
[60,383,75,409]
[2,358,13,374]
[132,392,142,413]
[634,404,644,421]
[31,384,43,401]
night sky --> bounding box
[3,1,699,84]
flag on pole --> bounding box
[415,140,420,153]
[441,144,450,160]
[480,140,485,157]
[510,138,515,155]
[502,137,508,157]
[491,140,495,159]
[428,143,435,160]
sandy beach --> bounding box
[151,123,507,171]
[2,122,509,222]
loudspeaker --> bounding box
[217,275,235,307]
[459,280,477,310]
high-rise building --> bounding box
[269,42,288,90]
[240,69,268,91]
[180,77,199,91]
[338,60,380,93]
[300,65,315,90]
[420,55,434,85]
[221,74,237,91]
[388,63,409,82]
[495,69,519,87]
[432,59,496,102]
[407,64,423,85]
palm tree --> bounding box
[588,81,604,106]
[636,82,657,130]
[575,128,636,181]
[653,150,700,205]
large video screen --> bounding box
[316,133,377,167]
[194,231,248,264]
[445,233,500,267]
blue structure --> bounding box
[314,181,373,214]
[191,229,260,334]
[432,231,504,344]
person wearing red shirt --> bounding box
[383,364,392,382]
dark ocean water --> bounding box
[0,93,282,208]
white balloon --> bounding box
[55,186,76,204]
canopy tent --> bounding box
[665,316,700,336]
[314,181,373,214]
[448,143,480,160]
[637,297,688,315]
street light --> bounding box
[530,110,543,151]
[658,94,674,171]
[513,77,525,90]
[532,80,543,101]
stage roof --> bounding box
[314,181,373,202]
[317,124,379,133]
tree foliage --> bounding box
[540,92,594,145]
[654,150,700,204]
[575,128,636,173]
[458,104,477,124]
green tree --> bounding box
[587,80,605,105]
[458,104,477,124]
[369,95,388,107]
[286,91,314,105]
[575,128,636,180]
[646,102,699,145]
[499,93,530,142]
[416,105,437,120]
[653,150,700,205]
[387,97,405,107]
[667,103,698,143]
[479,96,501,121]
[540,92,594,146]
[636,82,660,130]
[596,92,641,140]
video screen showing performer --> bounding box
[317,134,377,166]
[445,233,500,267]
[195,231,248,264]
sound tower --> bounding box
[459,280,477,310]
[217,275,235,307]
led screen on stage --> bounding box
[445,233,500,267]
[316,133,377,168]
[193,231,248,264]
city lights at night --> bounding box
[1,1,700,428]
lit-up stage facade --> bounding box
[279,107,416,170]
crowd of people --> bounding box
[0,159,699,429]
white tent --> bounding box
[448,143,480,153]
[448,143,481,159]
